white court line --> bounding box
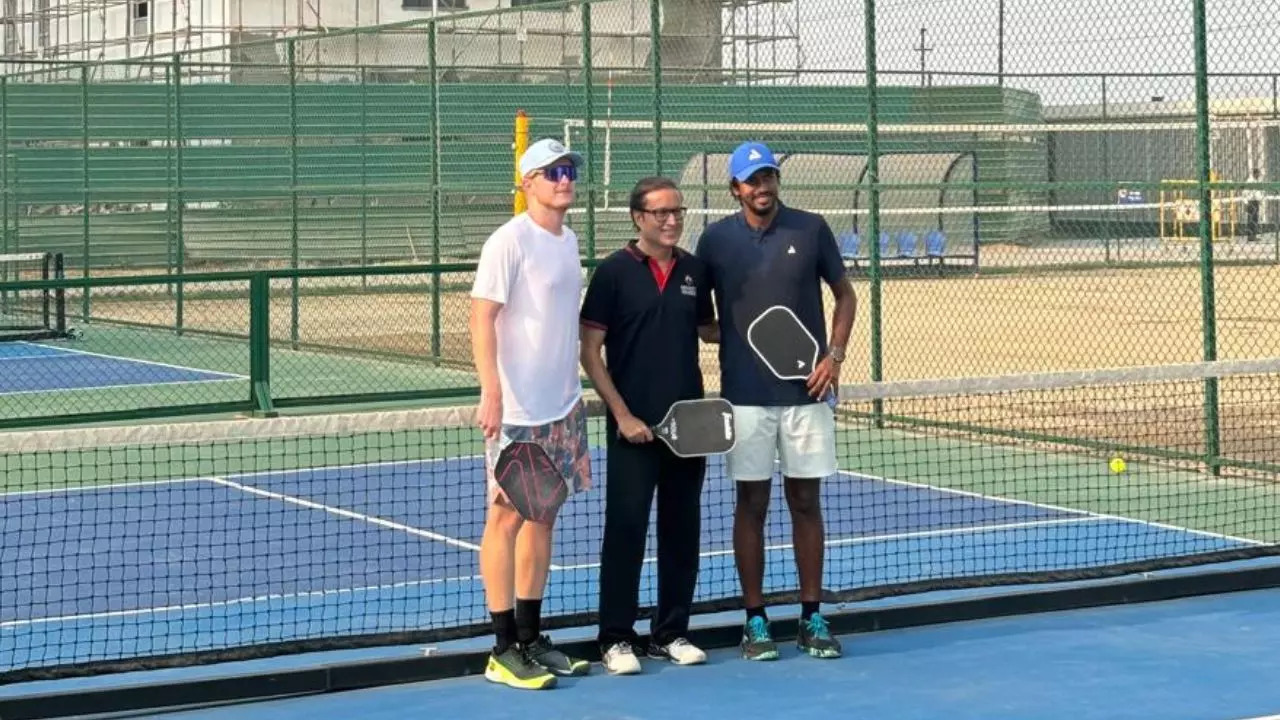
[14,340,248,379]
[0,478,200,499]
[0,377,243,398]
[0,354,64,362]
[0,515,1106,629]
[1234,715,1280,719]
[225,454,485,482]
[0,456,482,499]
[2,474,487,555]
[838,469,1268,548]
[205,476,482,554]
[0,570,486,629]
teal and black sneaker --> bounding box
[797,613,842,659]
[741,616,780,661]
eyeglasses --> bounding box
[539,165,578,183]
[641,207,687,223]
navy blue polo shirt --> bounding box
[580,241,715,429]
[695,204,845,407]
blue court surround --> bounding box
[112,585,1280,720]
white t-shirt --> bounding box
[470,213,584,426]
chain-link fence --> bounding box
[1,0,1277,465]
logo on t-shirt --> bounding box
[680,274,696,297]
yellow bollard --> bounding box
[513,109,529,215]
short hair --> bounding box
[628,176,681,228]
[629,176,681,212]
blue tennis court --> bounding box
[0,341,241,395]
[0,450,1255,673]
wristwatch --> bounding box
[828,345,845,363]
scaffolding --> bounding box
[0,0,334,72]
[0,0,803,84]
[721,0,800,84]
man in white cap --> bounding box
[471,137,592,689]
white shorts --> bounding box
[726,403,838,482]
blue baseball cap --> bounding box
[729,141,780,182]
[519,137,584,178]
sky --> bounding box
[723,0,1280,109]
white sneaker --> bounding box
[602,642,642,675]
[650,638,707,666]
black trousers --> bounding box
[597,434,706,649]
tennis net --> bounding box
[2,357,1279,681]
[0,252,67,342]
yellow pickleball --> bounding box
[1109,456,1127,474]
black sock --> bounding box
[515,598,543,645]
[801,601,820,622]
[492,609,516,654]
[745,605,768,623]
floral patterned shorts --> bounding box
[483,399,592,506]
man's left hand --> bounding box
[806,354,840,399]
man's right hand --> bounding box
[477,391,503,440]
[617,413,654,443]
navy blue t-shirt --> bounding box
[695,204,846,407]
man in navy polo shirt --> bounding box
[695,141,857,661]
[580,176,717,675]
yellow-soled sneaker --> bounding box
[484,644,558,690]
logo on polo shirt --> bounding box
[680,274,696,297]
[787,246,796,254]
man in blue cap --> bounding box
[694,141,857,661]
[471,137,593,689]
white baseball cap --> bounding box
[519,138,584,178]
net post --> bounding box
[249,272,276,417]
[513,109,529,216]
[1192,0,1221,476]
